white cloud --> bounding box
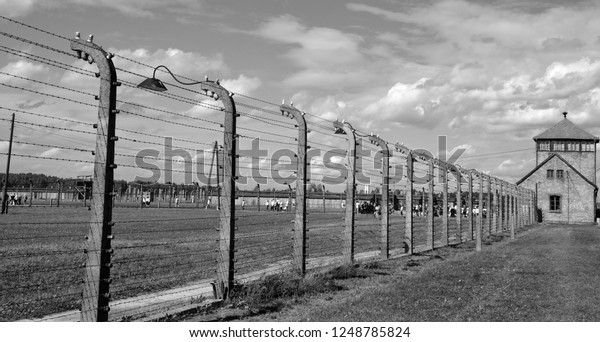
[75,163,94,173]
[0,0,36,17]
[0,141,9,153]
[361,78,447,129]
[255,14,364,68]
[0,60,49,85]
[221,74,262,95]
[493,157,536,181]
[13,0,213,18]
[338,0,600,139]
[252,15,369,90]
[347,1,600,63]
[451,57,600,136]
[40,148,61,158]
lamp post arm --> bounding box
[152,65,211,86]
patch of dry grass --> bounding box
[235,225,600,322]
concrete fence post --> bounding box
[486,175,492,237]
[280,103,308,275]
[427,158,434,250]
[467,170,473,241]
[524,190,531,226]
[524,189,527,227]
[510,185,515,239]
[519,187,526,228]
[395,144,413,254]
[517,188,521,229]
[516,188,520,228]
[441,162,449,246]
[517,187,521,229]
[503,181,508,231]
[491,178,497,233]
[71,32,118,322]
[506,182,510,232]
[455,166,462,243]
[369,134,390,259]
[476,172,483,251]
[406,151,414,254]
[334,120,357,264]
[201,81,238,300]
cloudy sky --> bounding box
[1,0,600,188]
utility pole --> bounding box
[1,113,15,215]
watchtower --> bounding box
[518,112,598,224]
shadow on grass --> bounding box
[185,264,380,321]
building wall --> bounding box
[537,150,596,184]
[520,157,596,224]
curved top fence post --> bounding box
[334,120,357,264]
[280,102,308,275]
[71,32,118,322]
[199,80,237,300]
[369,134,390,259]
[395,143,413,254]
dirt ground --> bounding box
[180,224,600,322]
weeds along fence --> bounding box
[0,17,537,322]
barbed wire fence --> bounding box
[0,16,537,322]
[0,18,101,321]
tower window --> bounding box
[556,170,564,179]
[582,142,594,151]
[567,142,579,151]
[547,169,554,179]
[549,195,561,212]
[553,141,565,151]
[538,142,550,151]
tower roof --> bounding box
[533,113,599,142]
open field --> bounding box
[1,203,426,321]
[1,198,516,321]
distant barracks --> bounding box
[517,113,598,224]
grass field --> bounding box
[233,224,600,322]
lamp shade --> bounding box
[137,77,168,92]
[333,120,346,135]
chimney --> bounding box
[563,111,568,119]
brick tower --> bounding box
[517,112,598,224]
